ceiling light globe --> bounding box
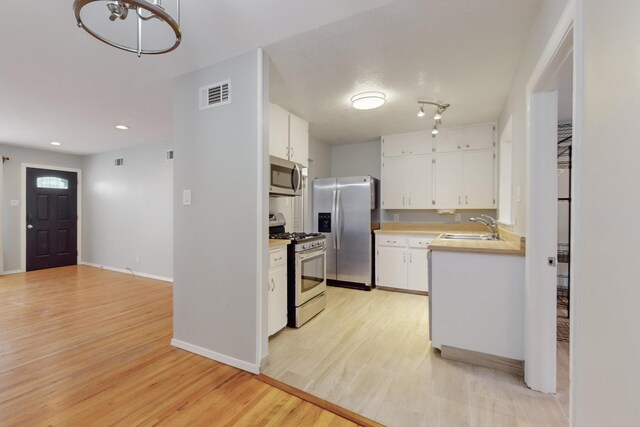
[351,92,386,110]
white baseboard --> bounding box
[171,338,260,374]
[80,262,173,283]
[1,269,25,276]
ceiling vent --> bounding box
[114,157,124,167]
[199,80,231,110]
[165,149,174,161]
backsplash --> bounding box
[381,209,498,224]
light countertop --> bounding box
[375,223,525,256]
[269,239,290,249]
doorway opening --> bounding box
[21,165,82,272]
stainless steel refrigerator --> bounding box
[313,176,380,288]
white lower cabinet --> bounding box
[376,234,437,293]
[268,246,288,336]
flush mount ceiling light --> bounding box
[351,92,386,110]
[416,100,450,137]
[73,0,182,57]
[50,141,62,146]
[115,124,129,130]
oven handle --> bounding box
[298,248,326,261]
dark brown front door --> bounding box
[26,168,78,271]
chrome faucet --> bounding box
[470,214,499,239]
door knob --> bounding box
[27,224,33,229]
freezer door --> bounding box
[313,178,337,280]
[336,176,373,285]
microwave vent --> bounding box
[199,80,231,110]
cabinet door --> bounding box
[268,264,287,336]
[406,154,433,209]
[463,149,495,208]
[381,156,407,209]
[434,152,464,209]
[376,246,407,289]
[434,124,495,153]
[289,113,309,167]
[407,249,429,292]
[269,103,290,160]
[382,132,432,157]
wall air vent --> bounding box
[199,80,231,110]
[165,150,174,161]
[114,157,124,167]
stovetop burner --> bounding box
[270,232,323,242]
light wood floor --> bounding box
[264,286,570,427]
[0,266,356,426]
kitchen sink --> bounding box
[440,233,497,241]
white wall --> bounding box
[81,142,173,280]
[330,140,381,179]
[172,49,266,372]
[572,0,640,424]
[498,0,570,235]
[0,144,82,273]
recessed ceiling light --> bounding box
[351,92,386,110]
[50,141,62,146]
[115,124,129,130]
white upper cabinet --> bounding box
[269,103,290,160]
[434,123,495,153]
[406,155,434,209]
[381,156,406,209]
[382,154,433,209]
[268,103,309,167]
[434,151,464,208]
[434,148,495,209]
[288,113,309,167]
[382,131,432,157]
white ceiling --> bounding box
[266,0,542,145]
[0,0,396,155]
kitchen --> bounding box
[259,2,566,423]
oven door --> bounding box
[295,247,326,306]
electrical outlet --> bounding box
[454,213,462,222]
[9,200,19,207]
[135,255,140,263]
[393,213,400,222]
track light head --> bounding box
[417,106,426,117]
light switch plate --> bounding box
[9,200,19,207]
[182,190,192,206]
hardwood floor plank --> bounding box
[0,266,356,426]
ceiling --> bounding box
[266,0,542,145]
[0,0,396,155]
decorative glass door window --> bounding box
[37,177,69,189]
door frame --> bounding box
[20,163,83,272]
[525,0,575,393]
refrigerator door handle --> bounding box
[332,189,338,249]
[336,190,342,250]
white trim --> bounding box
[256,47,269,370]
[1,269,25,276]
[171,338,260,374]
[524,0,575,394]
[20,163,83,272]
[80,262,173,283]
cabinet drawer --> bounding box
[377,235,407,247]
[269,248,287,268]
[409,237,437,248]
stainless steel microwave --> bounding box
[269,156,303,196]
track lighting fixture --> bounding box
[417,101,450,136]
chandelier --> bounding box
[73,0,182,57]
